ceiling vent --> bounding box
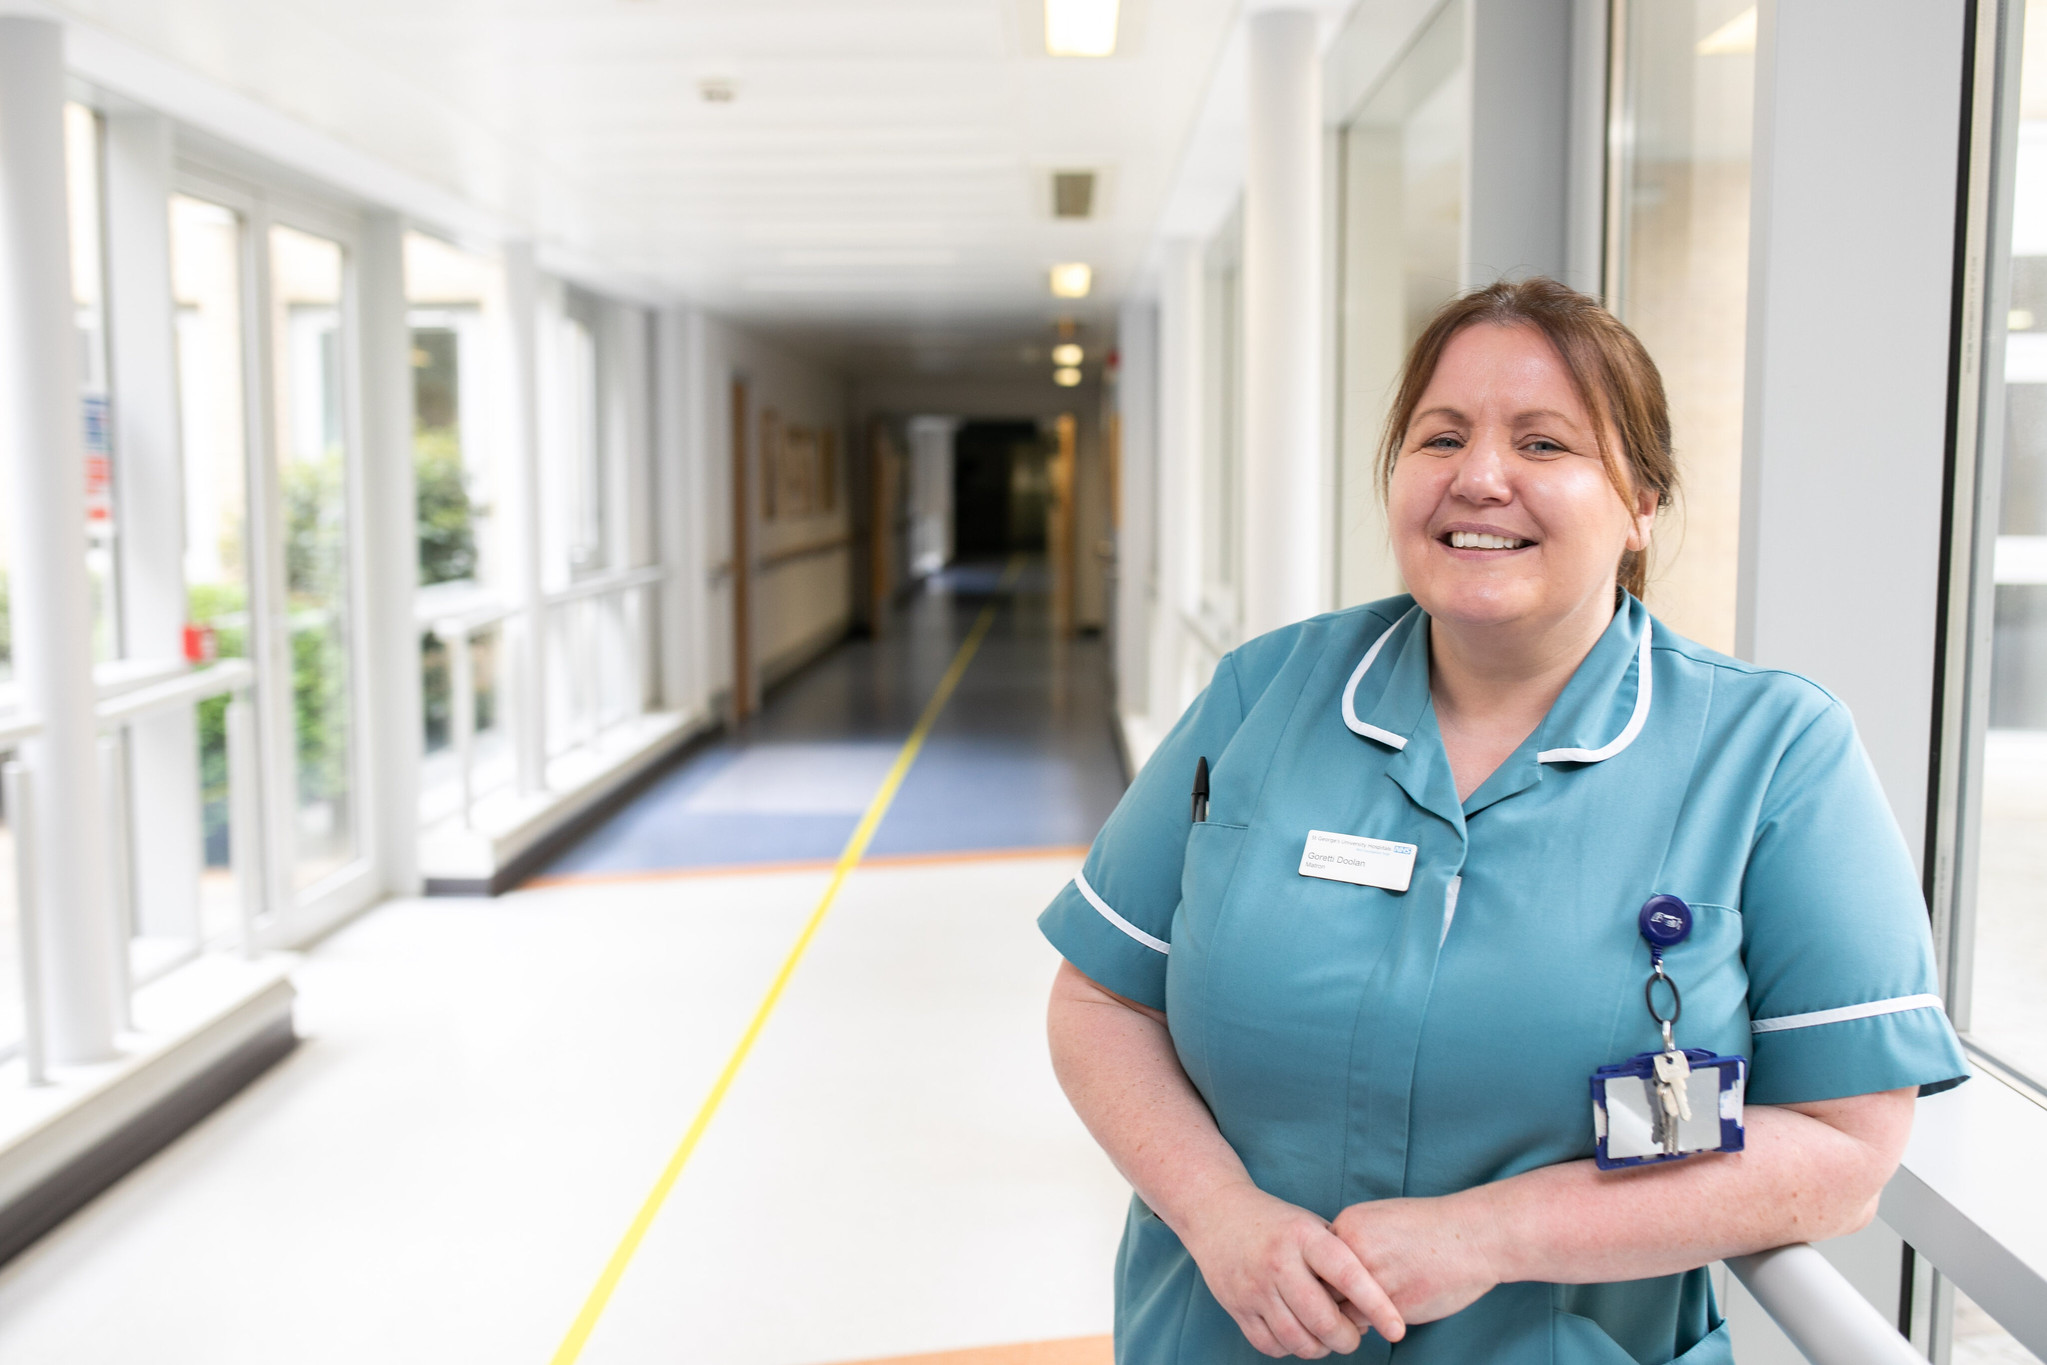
[1052,171,1097,219]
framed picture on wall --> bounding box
[760,408,781,520]
[785,425,818,518]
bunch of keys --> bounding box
[1590,895,1748,1170]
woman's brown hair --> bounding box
[1376,276,1677,599]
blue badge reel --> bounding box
[1591,895,1748,1171]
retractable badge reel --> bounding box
[1590,895,1748,1170]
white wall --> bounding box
[698,318,854,695]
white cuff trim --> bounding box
[1750,993,1944,1034]
[1073,870,1169,955]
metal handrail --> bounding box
[541,563,663,610]
[1727,1244,1924,1364]
[0,711,41,749]
[2,760,46,1085]
[94,658,254,729]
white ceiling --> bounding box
[48,0,1248,377]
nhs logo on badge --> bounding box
[1298,830,1416,893]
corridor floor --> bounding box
[0,564,1134,1364]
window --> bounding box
[1201,208,1243,625]
[66,103,120,664]
[406,233,508,816]
[1956,0,2047,1091]
[1335,0,1467,607]
[171,195,254,941]
[1604,1,1756,653]
[268,225,358,891]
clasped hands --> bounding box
[1180,1181,1504,1359]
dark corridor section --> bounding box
[953,420,1051,558]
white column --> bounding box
[1736,0,1966,852]
[501,242,548,794]
[1466,0,1572,285]
[357,211,421,896]
[1241,8,1325,638]
[652,307,695,714]
[0,18,117,1062]
[105,110,203,942]
[1151,238,1205,729]
[1114,299,1159,721]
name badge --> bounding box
[1298,830,1415,892]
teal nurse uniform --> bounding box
[1039,594,1968,1365]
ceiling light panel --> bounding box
[1051,343,1083,365]
[1046,0,1120,57]
[1049,262,1093,298]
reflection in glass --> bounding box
[269,225,357,890]
[1606,0,1755,652]
[1969,0,2047,1092]
[1335,0,1466,606]
[171,195,253,940]
[1202,212,1242,609]
[66,103,121,664]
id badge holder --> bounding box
[1590,895,1749,1171]
[1592,1048,1747,1170]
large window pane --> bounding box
[1335,0,1466,607]
[66,103,121,664]
[1202,211,1243,620]
[1606,0,1756,652]
[1965,0,2047,1096]
[171,195,253,941]
[268,225,357,890]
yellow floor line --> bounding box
[547,558,1023,1365]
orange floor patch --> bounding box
[831,1337,1113,1365]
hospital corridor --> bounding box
[0,1,2043,1363]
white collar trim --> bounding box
[1340,607,1419,750]
[1535,627,1653,765]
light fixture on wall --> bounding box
[1045,0,1119,57]
[1049,262,1092,298]
[1051,342,1083,366]
[1054,367,1083,387]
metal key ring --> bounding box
[1645,970,1682,1026]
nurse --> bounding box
[1040,277,1967,1363]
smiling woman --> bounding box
[1040,279,1966,1364]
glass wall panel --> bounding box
[1201,211,1243,624]
[1335,0,1467,607]
[1962,0,2047,1098]
[406,233,513,818]
[65,104,120,664]
[1605,0,1756,652]
[171,195,253,941]
[268,225,358,889]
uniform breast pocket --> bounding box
[1640,900,1748,1060]
[1176,821,1249,948]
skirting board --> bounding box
[0,982,297,1268]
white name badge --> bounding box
[1298,830,1416,892]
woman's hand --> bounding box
[1179,1180,1406,1358]
[1330,1194,1503,1326]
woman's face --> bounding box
[1388,322,1656,635]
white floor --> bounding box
[0,852,1128,1364]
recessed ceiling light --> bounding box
[1695,7,1755,56]
[1052,343,1083,366]
[1049,263,1092,298]
[1054,366,1083,387]
[1045,0,1119,57]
